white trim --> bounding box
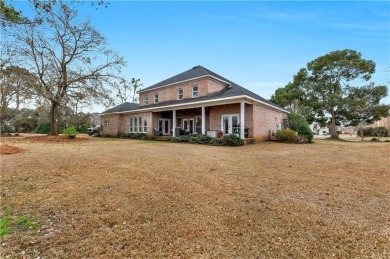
[103,95,288,115]
[201,106,206,135]
[172,109,177,137]
[177,88,183,100]
[240,101,245,139]
[138,75,231,93]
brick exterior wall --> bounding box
[139,77,226,106]
[101,103,287,140]
[252,104,287,140]
[100,114,124,136]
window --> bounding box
[177,88,183,100]
[104,120,110,127]
[129,118,133,133]
[177,118,182,128]
[154,94,159,103]
[144,96,149,105]
[128,116,148,133]
[195,116,201,127]
[143,115,147,132]
[192,86,198,98]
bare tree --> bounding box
[114,77,143,104]
[7,1,125,135]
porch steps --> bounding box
[154,136,172,141]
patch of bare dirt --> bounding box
[1,139,389,258]
[0,145,24,155]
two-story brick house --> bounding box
[100,66,288,140]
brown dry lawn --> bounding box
[1,136,389,258]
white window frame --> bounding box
[129,117,133,133]
[177,88,183,100]
[192,86,198,98]
[143,115,148,133]
[154,94,159,104]
[144,96,149,105]
[104,120,110,127]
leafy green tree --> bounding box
[276,49,387,138]
[7,1,125,135]
[339,84,388,140]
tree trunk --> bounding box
[330,108,338,138]
[50,101,60,136]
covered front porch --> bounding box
[151,101,251,139]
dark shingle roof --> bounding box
[102,102,139,114]
[102,66,287,114]
[140,65,227,92]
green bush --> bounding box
[221,134,243,146]
[297,124,314,143]
[357,127,374,136]
[209,138,223,145]
[189,136,200,143]
[35,123,51,134]
[276,129,299,143]
[170,135,192,143]
[287,112,307,131]
[370,137,378,142]
[62,126,78,138]
[197,134,213,144]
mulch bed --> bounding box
[0,145,24,155]
[24,136,90,142]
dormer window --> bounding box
[154,93,159,104]
[144,96,149,105]
[177,88,183,100]
[192,86,198,98]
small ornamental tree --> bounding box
[372,127,388,141]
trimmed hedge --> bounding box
[276,129,299,143]
[171,134,242,146]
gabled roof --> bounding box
[102,66,288,114]
[102,102,139,114]
[140,65,230,92]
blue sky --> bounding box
[13,1,390,111]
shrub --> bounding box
[189,137,200,143]
[170,135,192,143]
[357,127,374,137]
[287,112,307,131]
[370,137,378,142]
[221,134,242,146]
[197,134,213,144]
[209,138,223,145]
[297,124,314,143]
[384,140,390,142]
[62,126,78,138]
[372,126,388,140]
[275,129,299,143]
[35,123,51,134]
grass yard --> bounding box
[1,135,389,258]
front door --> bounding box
[158,119,170,136]
[222,114,240,137]
[183,119,194,134]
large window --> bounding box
[129,118,133,133]
[192,86,198,98]
[129,116,148,133]
[154,94,159,103]
[177,88,183,100]
[144,96,149,105]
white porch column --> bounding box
[172,109,177,137]
[240,101,245,139]
[201,106,206,135]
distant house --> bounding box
[310,122,329,135]
[100,66,288,140]
[369,109,390,136]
